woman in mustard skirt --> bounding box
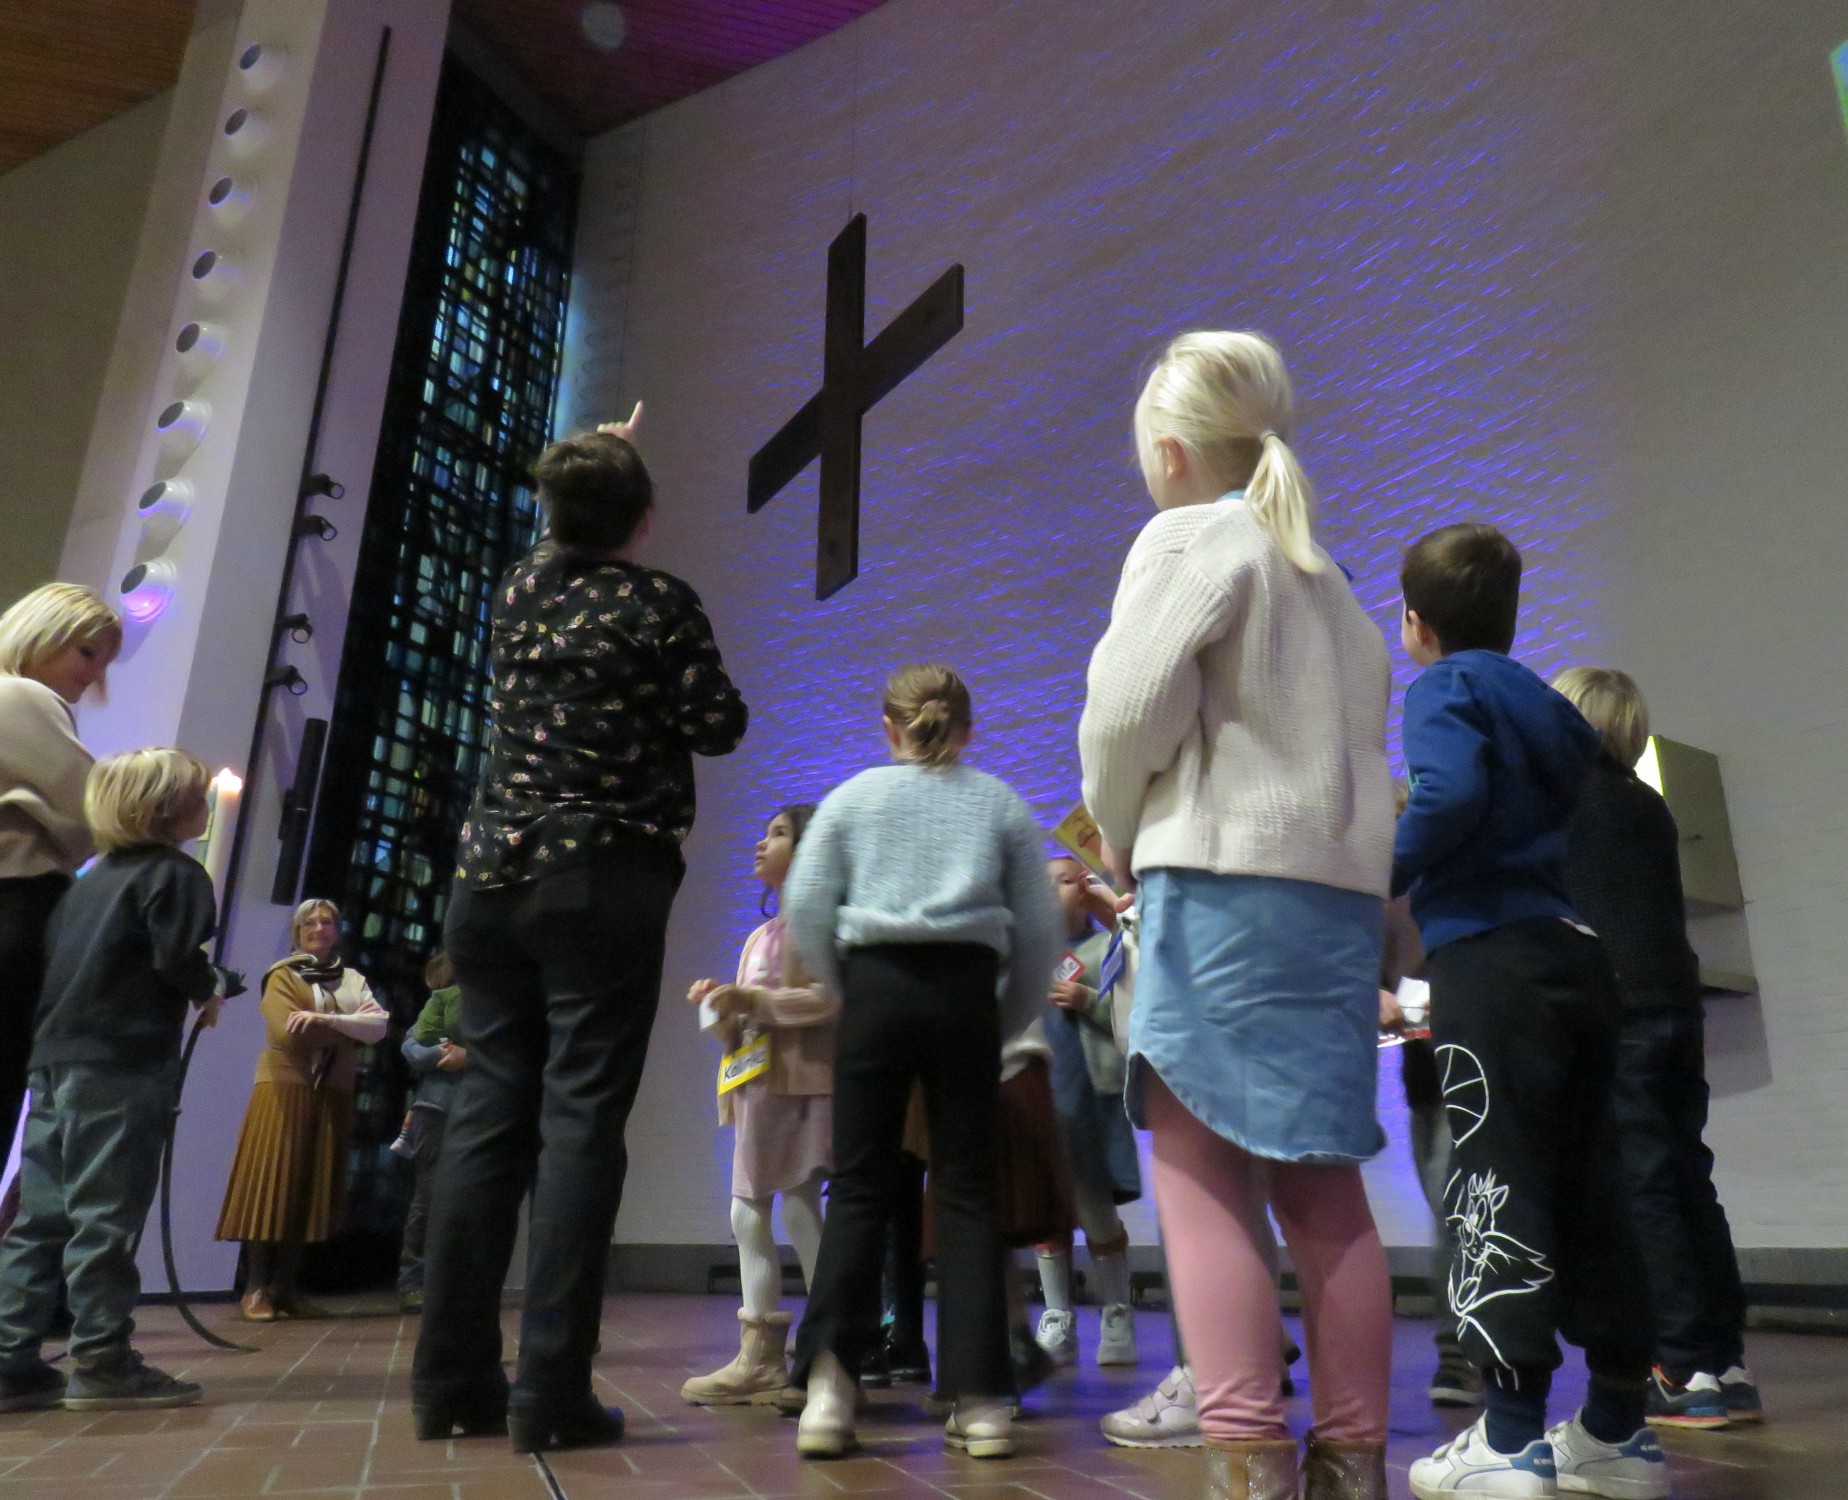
[216,899,387,1320]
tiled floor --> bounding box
[0,1294,1838,1498]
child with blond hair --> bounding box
[782,664,1060,1462]
[1080,331,1397,1500]
[0,749,232,1412]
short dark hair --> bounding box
[532,432,653,551]
[1400,523,1522,654]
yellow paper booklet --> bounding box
[1051,803,1117,889]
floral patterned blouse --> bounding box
[455,544,749,888]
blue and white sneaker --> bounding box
[1645,1367,1728,1430]
[1548,1414,1670,1499]
[1409,1417,1558,1497]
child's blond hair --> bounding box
[1133,331,1324,573]
[85,748,211,853]
[1553,667,1651,767]
[883,664,972,769]
[0,582,122,679]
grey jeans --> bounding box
[0,1060,178,1372]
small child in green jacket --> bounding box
[396,954,464,1312]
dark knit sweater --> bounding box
[1563,754,1701,1009]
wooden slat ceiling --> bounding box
[0,0,192,177]
[451,0,894,136]
[0,1,891,180]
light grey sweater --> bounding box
[783,761,1062,1045]
[0,675,94,880]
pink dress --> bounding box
[728,920,834,1199]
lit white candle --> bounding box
[200,768,244,905]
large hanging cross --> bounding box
[747,214,965,600]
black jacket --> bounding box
[32,844,219,1070]
[1563,755,1701,1009]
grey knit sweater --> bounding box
[782,761,1062,1044]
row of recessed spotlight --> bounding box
[122,40,288,623]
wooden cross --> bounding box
[747,214,965,600]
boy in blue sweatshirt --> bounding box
[1393,526,1669,1500]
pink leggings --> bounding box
[1146,1073,1392,1443]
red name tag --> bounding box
[1054,952,1084,984]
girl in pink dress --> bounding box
[681,805,837,1405]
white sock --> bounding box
[733,1195,780,1318]
[1092,1248,1133,1308]
[783,1177,825,1290]
[1037,1249,1073,1313]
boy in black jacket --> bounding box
[1554,667,1757,1430]
[1394,526,1668,1500]
[0,749,230,1413]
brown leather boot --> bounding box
[1203,1438,1300,1500]
[1302,1432,1387,1500]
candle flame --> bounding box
[212,769,244,794]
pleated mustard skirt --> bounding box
[214,1081,354,1244]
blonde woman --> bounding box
[0,583,121,1173]
[215,899,386,1320]
[1079,333,1396,1500]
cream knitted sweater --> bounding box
[1078,495,1395,897]
[0,675,95,880]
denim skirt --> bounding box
[1126,867,1385,1165]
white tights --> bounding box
[733,1177,825,1319]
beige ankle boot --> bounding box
[1204,1438,1300,1500]
[680,1309,793,1405]
[1301,1432,1386,1500]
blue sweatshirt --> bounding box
[1391,649,1600,953]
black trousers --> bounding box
[412,845,681,1406]
[793,944,1011,1400]
[0,875,70,1160]
[1427,919,1654,1386]
[1611,1006,1745,1376]
[397,1108,448,1295]
[881,1149,927,1345]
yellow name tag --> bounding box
[718,1033,771,1096]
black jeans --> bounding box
[412,844,682,1406]
[397,1107,448,1295]
[1427,919,1654,1389]
[1611,1006,1746,1376]
[793,944,1011,1401]
[881,1150,927,1345]
[0,874,71,1159]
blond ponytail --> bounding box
[1133,331,1326,573]
[883,664,972,768]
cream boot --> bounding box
[680,1310,793,1406]
[1204,1438,1300,1500]
[796,1350,857,1458]
[1301,1432,1386,1500]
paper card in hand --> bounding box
[1051,804,1114,887]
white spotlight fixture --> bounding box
[155,398,210,460]
[234,41,288,91]
[206,174,254,225]
[188,248,237,303]
[174,320,225,377]
[120,559,179,623]
[580,2,627,51]
[137,478,194,525]
[221,105,270,158]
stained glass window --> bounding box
[301,57,576,1264]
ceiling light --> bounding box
[580,2,627,51]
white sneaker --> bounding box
[1096,1303,1138,1367]
[1409,1417,1558,1497]
[1548,1414,1670,1499]
[1099,1364,1201,1449]
[1034,1308,1078,1367]
[944,1398,1014,1459]
[795,1352,856,1459]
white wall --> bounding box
[565,0,1848,1263]
[0,94,171,611]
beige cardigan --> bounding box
[709,918,838,1125]
[252,959,389,1094]
[0,675,94,880]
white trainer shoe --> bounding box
[795,1351,856,1459]
[1099,1364,1202,1449]
[1409,1417,1558,1497]
[1548,1414,1670,1499]
[1034,1308,1078,1367]
[1096,1303,1139,1367]
[944,1398,1014,1459]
